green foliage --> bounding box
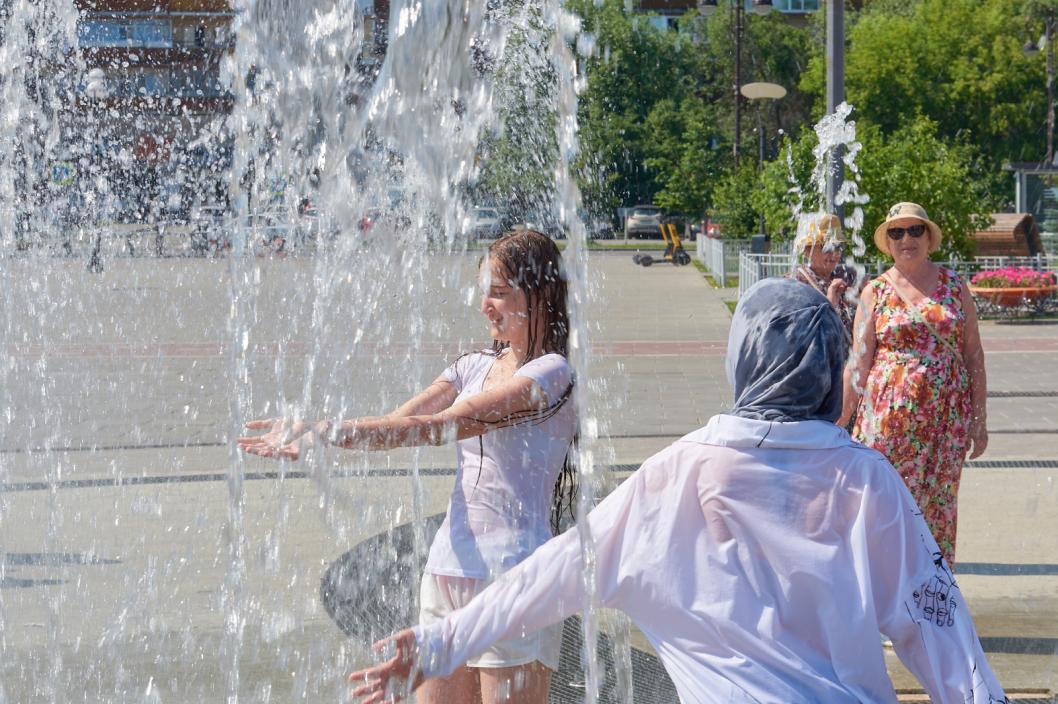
[564,0,1016,238]
[855,118,992,259]
[569,0,815,220]
[642,98,727,216]
[755,115,991,259]
[803,0,1047,205]
[569,0,702,215]
[758,134,818,239]
[472,1,559,219]
[709,166,761,237]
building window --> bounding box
[174,23,231,49]
[172,69,225,98]
[78,19,173,48]
[107,68,170,97]
[772,0,820,12]
[645,15,680,31]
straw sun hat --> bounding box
[872,202,943,256]
[794,212,845,253]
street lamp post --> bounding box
[741,81,787,239]
[84,68,109,273]
[825,0,845,216]
[1024,10,1056,164]
[700,0,773,170]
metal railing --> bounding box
[698,238,790,287]
[738,253,798,298]
[696,236,730,283]
[737,252,1056,298]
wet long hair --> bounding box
[469,230,578,534]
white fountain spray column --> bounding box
[213,0,520,697]
[543,4,633,701]
[0,2,83,702]
[810,102,869,261]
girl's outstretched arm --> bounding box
[333,373,549,450]
[239,374,549,459]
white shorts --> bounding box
[418,572,562,671]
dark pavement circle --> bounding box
[319,513,678,704]
[320,517,1057,704]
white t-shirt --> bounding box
[415,415,1007,704]
[425,351,576,579]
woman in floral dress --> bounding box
[838,203,988,566]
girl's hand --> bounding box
[348,629,423,703]
[237,418,326,460]
[967,420,988,460]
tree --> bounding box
[642,98,727,217]
[755,115,991,259]
[801,0,1047,204]
[856,118,992,259]
[569,0,702,216]
[472,0,560,221]
[709,166,761,237]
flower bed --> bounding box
[969,267,1057,309]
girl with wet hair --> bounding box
[239,229,576,704]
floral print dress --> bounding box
[853,268,972,565]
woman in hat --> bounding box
[790,212,856,345]
[837,203,988,565]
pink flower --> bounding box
[971,267,1056,288]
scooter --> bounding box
[633,223,692,267]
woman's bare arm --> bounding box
[960,285,988,459]
[838,283,877,426]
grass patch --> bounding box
[725,300,738,314]
[692,259,738,288]
[693,260,721,289]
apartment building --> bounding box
[68,0,389,219]
[637,0,820,30]
[69,0,235,218]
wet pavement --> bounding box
[2,251,1056,701]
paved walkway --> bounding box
[1,251,1056,701]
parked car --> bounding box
[359,207,384,234]
[579,209,615,240]
[466,206,502,240]
[625,204,664,239]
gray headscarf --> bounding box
[726,277,847,423]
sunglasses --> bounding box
[887,224,926,241]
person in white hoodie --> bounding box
[349,277,1008,704]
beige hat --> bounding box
[795,212,844,253]
[873,202,942,256]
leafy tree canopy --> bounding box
[753,114,990,258]
[802,0,1047,203]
